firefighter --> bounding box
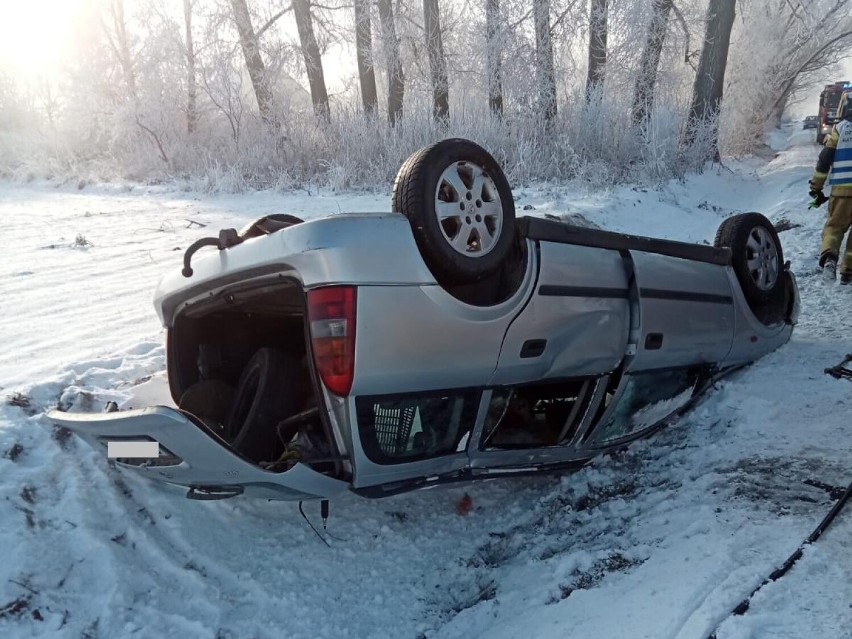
[809,99,852,284]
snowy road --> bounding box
[1,125,851,639]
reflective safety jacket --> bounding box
[812,119,852,196]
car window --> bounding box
[356,391,480,464]
[480,379,596,450]
[587,369,699,445]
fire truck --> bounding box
[817,81,851,144]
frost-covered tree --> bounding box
[684,0,736,154]
[104,0,138,99]
[377,0,404,125]
[5,0,852,187]
[229,0,277,127]
[631,0,673,127]
[424,0,450,121]
[533,0,556,121]
[183,0,198,134]
[720,0,852,153]
[354,0,378,113]
[485,0,503,116]
[585,0,608,101]
[293,0,330,119]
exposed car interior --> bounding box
[168,279,338,475]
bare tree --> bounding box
[486,0,503,117]
[229,0,277,127]
[354,0,378,114]
[378,0,404,125]
[631,0,673,127]
[102,0,137,99]
[183,0,198,134]
[200,54,245,148]
[423,0,450,122]
[293,0,330,120]
[533,0,556,121]
[684,0,736,152]
[764,0,852,121]
[585,0,608,101]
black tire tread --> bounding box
[391,139,516,286]
[714,212,786,325]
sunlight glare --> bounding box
[0,0,83,78]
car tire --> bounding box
[392,138,516,285]
[715,212,786,323]
[178,379,235,428]
[226,348,301,462]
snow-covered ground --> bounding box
[1,124,851,639]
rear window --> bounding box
[356,391,480,464]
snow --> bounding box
[2,123,851,638]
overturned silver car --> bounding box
[49,139,800,502]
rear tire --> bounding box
[392,138,516,286]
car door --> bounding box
[491,240,632,386]
[466,375,609,471]
[579,367,703,448]
[628,251,735,372]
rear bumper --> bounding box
[47,406,349,501]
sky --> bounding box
[0,0,355,90]
[0,0,83,79]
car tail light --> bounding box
[307,286,356,396]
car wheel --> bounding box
[392,138,516,285]
[715,212,786,321]
[226,348,301,462]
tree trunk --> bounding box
[355,0,378,114]
[585,0,608,101]
[184,0,198,134]
[533,0,556,121]
[631,0,673,127]
[684,0,736,152]
[378,0,404,125]
[109,0,137,99]
[423,0,449,122]
[485,0,503,117]
[771,88,791,128]
[229,0,276,127]
[293,0,330,120]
